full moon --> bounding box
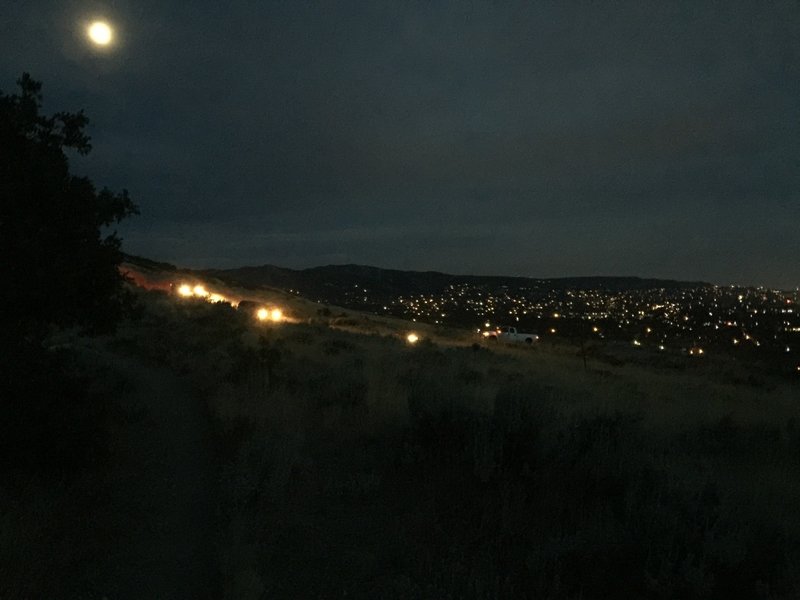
[87,21,113,46]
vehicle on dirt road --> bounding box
[484,326,539,344]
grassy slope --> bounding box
[5,283,800,598]
[129,287,800,598]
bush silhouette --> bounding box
[0,73,137,474]
[1,73,137,341]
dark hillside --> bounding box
[6,279,799,599]
[204,262,710,297]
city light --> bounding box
[261,274,799,374]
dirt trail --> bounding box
[87,348,220,599]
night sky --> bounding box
[3,1,798,288]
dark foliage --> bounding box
[0,73,138,340]
[0,74,136,474]
[0,340,109,476]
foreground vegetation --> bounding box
[9,286,800,598]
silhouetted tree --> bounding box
[0,74,137,473]
[0,73,138,342]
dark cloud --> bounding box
[2,1,798,287]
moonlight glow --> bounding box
[87,21,113,46]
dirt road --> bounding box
[86,348,220,599]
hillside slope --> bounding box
[8,272,798,599]
[204,262,710,298]
[110,286,800,597]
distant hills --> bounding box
[206,263,707,293]
[204,262,710,301]
[123,255,710,297]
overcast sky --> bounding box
[2,1,798,287]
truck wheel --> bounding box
[488,335,497,341]
[525,337,533,344]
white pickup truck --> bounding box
[485,326,539,344]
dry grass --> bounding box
[7,286,799,598]
[143,287,794,598]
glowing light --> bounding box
[592,326,599,333]
[87,21,113,46]
[406,333,419,344]
[549,328,556,334]
[177,284,192,297]
[633,340,641,346]
[482,331,491,338]
[255,307,283,322]
[658,345,665,351]
[553,312,560,318]
[208,293,228,304]
[193,285,209,298]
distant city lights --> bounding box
[256,273,800,375]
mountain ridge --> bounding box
[123,253,712,292]
[204,262,711,292]
[125,255,713,291]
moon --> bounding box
[87,21,113,46]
